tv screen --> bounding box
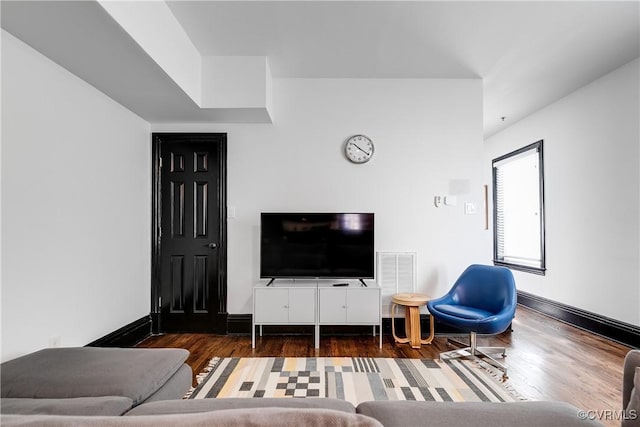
[260,213,375,279]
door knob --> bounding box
[207,242,217,249]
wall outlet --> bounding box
[464,202,477,215]
[49,335,62,348]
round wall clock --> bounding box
[344,135,374,164]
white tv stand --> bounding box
[252,280,382,349]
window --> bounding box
[492,140,545,274]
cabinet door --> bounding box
[346,289,380,323]
[318,288,347,323]
[288,288,316,323]
[254,288,289,323]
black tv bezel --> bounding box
[259,212,375,280]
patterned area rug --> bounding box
[186,357,521,405]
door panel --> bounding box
[346,289,380,323]
[318,288,347,323]
[170,182,185,237]
[288,288,316,323]
[170,255,185,312]
[194,182,208,237]
[153,134,227,333]
[254,288,289,323]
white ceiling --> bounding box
[2,1,639,137]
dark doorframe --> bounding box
[151,133,228,334]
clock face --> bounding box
[345,135,374,164]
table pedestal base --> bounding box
[391,294,434,349]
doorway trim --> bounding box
[150,133,228,334]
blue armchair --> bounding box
[427,264,517,379]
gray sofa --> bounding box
[2,346,624,426]
[0,347,192,416]
[623,349,640,427]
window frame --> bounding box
[492,140,546,275]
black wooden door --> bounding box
[153,134,227,333]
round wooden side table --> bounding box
[391,293,435,349]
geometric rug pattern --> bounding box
[186,357,520,405]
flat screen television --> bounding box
[260,212,375,279]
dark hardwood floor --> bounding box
[139,305,631,427]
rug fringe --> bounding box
[462,358,528,401]
[183,357,221,399]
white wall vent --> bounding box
[376,252,416,317]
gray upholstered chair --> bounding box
[622,349,640,427]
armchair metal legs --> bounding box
[439,332,509,380]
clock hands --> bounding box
[352,143,371,156]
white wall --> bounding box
[485,58,640,326]
[1,31,152,361]
[201,56,270,109]
[98,0,202,106]
[153,77,490,314]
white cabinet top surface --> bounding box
[254,281,318,289]
[255,280,379,289]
